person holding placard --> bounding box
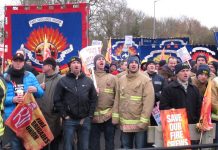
[160,63,202,124]
[3,52,44,150]
[89,54,117,150]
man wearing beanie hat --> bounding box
[113,55,155,149]
[36,57,62,150]
[208,61,218,78]
[127,55,140,68]
[191,64,210,97]
[54,56,97,150]
[160,62,202,124]
[68,56,82,68]
[90,54,117,150]
[94,54,104,69]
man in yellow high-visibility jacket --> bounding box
[0,75,7,148]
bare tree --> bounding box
[17,0,217,45]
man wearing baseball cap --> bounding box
[36,57,62,150]
[160,63,202,124]
[3,52,44,149]
[54,56,97,150]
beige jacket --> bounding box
[93,70,117,123]
[113,71,155,132]
[212,77,218,121]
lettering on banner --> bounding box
[165,113,189,146]
[13,106,31,129]
[26,118,50,144]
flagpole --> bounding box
[199,131,203,144]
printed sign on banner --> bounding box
[92,40,102,46]
[152,102,161,125]
[79,45,102,69]
[177,46,191,62]
[160,108,191,147]
[124,35,133,47]
[5,93,54,150]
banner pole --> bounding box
[199,131,203,145]
[91,67,97,89]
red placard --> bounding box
[160,108,191,147]
[5,93,54,150]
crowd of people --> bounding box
[0,49,217,150]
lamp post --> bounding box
[153,0,160,39]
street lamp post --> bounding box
[153,0,160,39]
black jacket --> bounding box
[160,80,202,124]
[53,72,97,119]
[147,72,167,102]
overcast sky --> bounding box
[127,0,218,28]
[0,0,217,28]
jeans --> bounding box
[3,126,25,150]
[42,133,62,150]
[89,119,115,150]
[121,131,145,149]
[63,117,91,150]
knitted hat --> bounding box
[12,53,24,61]
[127,55,140,67]
[196,64,210,76]
[196,54,207,63]
[43,57,56,69]
[68,56,82,67]
[208,61,218,75]
[93,54,105,69]
[110,62,117,68]
[175,63,190,74]
[159,60,166,67]
[145,60,156,69]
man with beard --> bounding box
[54,56,97,150]
[3,52,44,150]
[113,55,155,149]
[90,54,117,150]
[160,63,202,124]
[159,57,177,83]
[36,57,62,150]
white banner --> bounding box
[124,35,133,47]
[177,46,191,62]
[79,45,102,69]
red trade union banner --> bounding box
[160,108,191,147]
[5,93,54,150]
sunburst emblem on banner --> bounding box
[25,26,69,62]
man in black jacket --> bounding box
[160,63,202,124]
[145,60,167,126]
[54,56,97,150]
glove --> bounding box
[137,123,149,130]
